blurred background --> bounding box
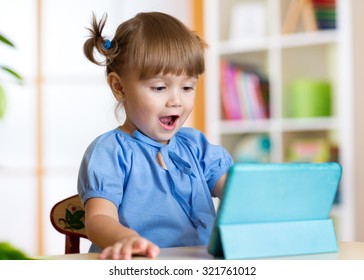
[0,0,363,257]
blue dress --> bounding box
[78,127,233,252]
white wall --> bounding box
[0,0,191,257]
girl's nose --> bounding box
[166,89,182,107]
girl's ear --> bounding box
[107,72,125,102]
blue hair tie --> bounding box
[103,39,111,50]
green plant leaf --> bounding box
[0,242,34,260]
[0,85,6,119]
[1,66,23,83]
[0,34,15,48]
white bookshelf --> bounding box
[204,0,364,241]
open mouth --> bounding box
[159,115,179,129]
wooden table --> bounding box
[45,241,364,260]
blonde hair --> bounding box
[83,12,206,79]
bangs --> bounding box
[124,13,205,79]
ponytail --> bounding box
[83,13,119,67]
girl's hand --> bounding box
[99,236,160,260]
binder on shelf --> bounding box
[208,162,342,259]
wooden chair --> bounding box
[50,194,88,254]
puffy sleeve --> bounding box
[180,128,234,192]
[77,135,127,208]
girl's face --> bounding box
[118,71,197,144]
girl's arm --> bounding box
[212,173,228,199]
[84,197,160,260]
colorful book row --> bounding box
[220,61,269,120]
[312,0,336,29]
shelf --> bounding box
[279,30,338,48]
[220,119,272,134]
[219,37,269,55]
[220,117,337,134]
[219,30,338,55]
[204,0,360,241]
[281,117,338,131]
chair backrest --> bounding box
[50,194,88,254]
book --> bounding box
[220,60,235,120]
[227,64,242,120]
[312,0,336,30]
[220,61,242,120]
[235,70,247,119]
[220,61,269,120]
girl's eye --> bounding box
[151,86,166,92]
[183,86,195,92]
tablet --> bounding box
[208,162,342,258]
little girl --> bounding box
[78,11,233,260]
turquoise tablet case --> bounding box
[208,162,342,259]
